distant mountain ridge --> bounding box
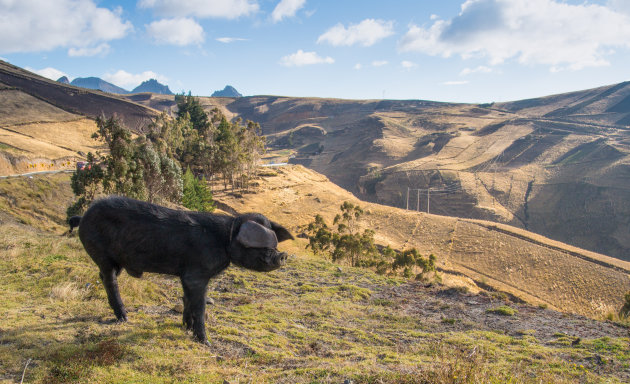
[132,79,173,95]
[212,85,242,97]
[66,77,129,94]
[55,76,172,95]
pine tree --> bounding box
[182,167,215,212]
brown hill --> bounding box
[0,60,159,129]
[0,61,160,175]
[213,164,630,318]
[131,88,630,263]
[2,60,629,263]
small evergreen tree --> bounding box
[182,167,215,212]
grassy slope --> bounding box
[0,87,103,175]
[1,172,629,383]
[214,165,630,318]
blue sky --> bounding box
[1,0,630,103]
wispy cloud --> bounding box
[26,66,69,81]
[103,69,168,89]
[354,63,363,70]
[138,0,259,19]
[271,0,306,23]
[146,18,205,46]
[460,65,492,76]
[399,0,630,71]
[401,60,417,70]
[68,43,111,57]
[443,80,469,86]
[280,50,334,67]
[0,0,131,55]
[216,37,248,43]
[372,60,388,67]
[318,19,394,47]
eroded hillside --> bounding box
[175,87,630,262]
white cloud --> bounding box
[138,0,259,19]
[280,50,334,67]
[103,70,168,89]
[460,65,492,76]
[0,0,132,55]
[272,0,306,23]
[68,43,111,57]
[372,60,388,67]
[401,60,417,70]
[147,18,205,46]
[354,63,363,70]
[608,0,630,16]
[399,0,630,71]
[443,80,469,85]
[317,19,394,47]
[216,37,248,43]
[26,67,69,81]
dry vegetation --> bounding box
[1,172,629,383]
[1,62,630,382]
[214,165,630,318]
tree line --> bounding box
[67,94,265,218]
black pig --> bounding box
[75,196,293,344]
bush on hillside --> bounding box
[305,202,438,278]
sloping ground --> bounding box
[0,85,103,175]
[0,60,158,130]
[213,165,630,318]
[3,59,630,263]
[0,172,628,383]
[0,62,161,176]
[176,86,630,263]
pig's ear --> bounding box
[271,221,294,242]
[236,221,278,248]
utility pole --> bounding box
[427,189,430,214]
[406,187,409,210]
[417,189,420,211]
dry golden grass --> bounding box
[50,282,87,301]
[0,119,102,175]
[214,165,630,318]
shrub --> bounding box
[486,305,517,316]
[619,291,630,318]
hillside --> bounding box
[1,171,629,383]
[212,165,630,318]
[131,88,630,263]
[0,60,158,131]
[4,59,630,264]
[0,61,160,175]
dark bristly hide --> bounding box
[74,196,293,344]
